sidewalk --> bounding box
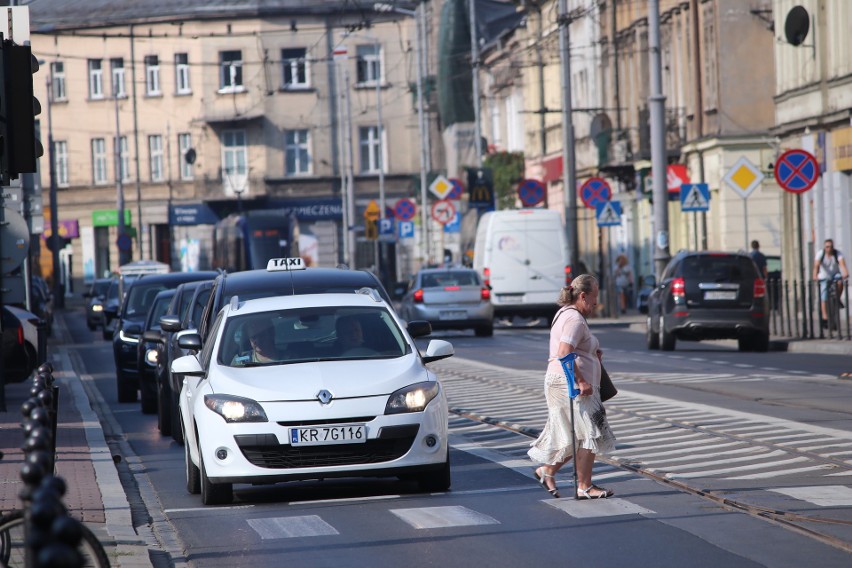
[0,311,154,567]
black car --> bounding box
[84,277,114,330]
[196,261,393,344]
[1,306,37,383]
[645,251,769,352]
[109,270,218,403]
[153,280,214,440]
[137,289,176,414]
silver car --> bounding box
[399,268,494,337]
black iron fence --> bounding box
[767,278,850,340]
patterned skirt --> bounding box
[528,372,617,465]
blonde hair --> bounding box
[557,274,598,306]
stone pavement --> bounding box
[1,303,848,568]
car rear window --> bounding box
[680,256,757,282]
[421,271,479,288]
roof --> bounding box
[28,0,390,32]
[217,267,392,304]
[132,271,220,286]
[229,292,387,316]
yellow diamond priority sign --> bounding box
[722,156,764,199]
[429,175,453,200]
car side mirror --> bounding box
[392,282,409,300]
[422,339,454,364]
[407,320,432,338]
[177,332,202,351]
[124,323,142,336]
[160,314,182,333]
[104,305,118,318]
[143,330,162,343]
[171,354,204,377]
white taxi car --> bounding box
[171,288,453,505]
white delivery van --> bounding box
[473,209,570,319]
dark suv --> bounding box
[110,271,218,403]
[645,251,769,352]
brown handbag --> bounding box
[599,365,618,402]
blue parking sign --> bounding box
[379,218,394,236]
[398,221,415,239]
[443,212,460,233]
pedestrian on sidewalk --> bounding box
[528,274,617,499]
[614,254,634,314]
[749,240,768,279]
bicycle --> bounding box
[821,275,845,336]
[0,509,111,568]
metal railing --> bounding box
[767,278,850,340]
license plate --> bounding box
[498,295,523,304]
[439,310,467,321]
[290,424,366,446]
[704,290,737,300]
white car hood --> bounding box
[209,354,432,402]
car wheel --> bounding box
[417,449,451,492]
[646,315,659,350]
[185,435,200,494]
[116,371,137,403]
[140,378,158,414]
[752,332,770,353]
[200,449,233,505]
[737,337,752,352]
[659,316,675,351]
[172,400,185,445]
[158,381,172,436]
[474,324,494,337]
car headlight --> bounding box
[118,328,140,344]
[385,381,440,414]
[204,394,268,423]
[92,304,104,312]
[145,348,158,367]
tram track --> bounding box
[435,359,852,553]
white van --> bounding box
[473,209,570,319]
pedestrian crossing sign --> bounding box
[595,200,622,227]
[680,183,710,212]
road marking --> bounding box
[545,498,655,518]
[391,506,499,529]
[247,515,339,539]
[667,457,809,479]
[771,485,852,506]
[165,505,255,513]
[730,464,837,480]
[293,495,401,505]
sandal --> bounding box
[577,485,613,499]
[533,468,560,498]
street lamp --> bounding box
[374,2,430,263]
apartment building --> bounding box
[30,0,432,287]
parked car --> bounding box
[31,276,54,336]
[635,274,656,314]
[1,305,40,383]
[84,277,114,330]
[137,289,177,414]
[172,290,452,505]
[645,251,769,352]
[109,271,219,403]
[154,280,214,440]
[398,267,494,336]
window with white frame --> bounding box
[145,55,161,95]
[149,135,164,181]
[88,59,104,99]
[358,125,383,173]
[55,140,69,187]
[50,62,66,101]
[114,135,130,182]
[284,129,311,175]
[110,58,126,98]
[178,133,193,180]
[175,53,191,94]
[219,51,243,92]
[356,44,382,85]
[222,130,247,178]
[281,48,309,89]
[92,138,108,184]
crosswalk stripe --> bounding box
[247,515,339,539]
[391,506,500,529]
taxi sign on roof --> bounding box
[267,257,307,271]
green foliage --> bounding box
[484,151,525,209]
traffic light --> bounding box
[0,39,43,185]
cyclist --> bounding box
[812,238,849,327]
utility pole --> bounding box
[469,0,483,168]
[558,0,580,274]
[343,65,357,268]
[415,2,430,262]
[129,25,143,259]
[46,72,64,307]
[649,0,670,279]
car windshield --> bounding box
[146,295,173,331]
[92,280,112,297]
[219,306,408,367]
[421,271,479,288]
[124,282,168,317]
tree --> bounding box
[484,151,525,210]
